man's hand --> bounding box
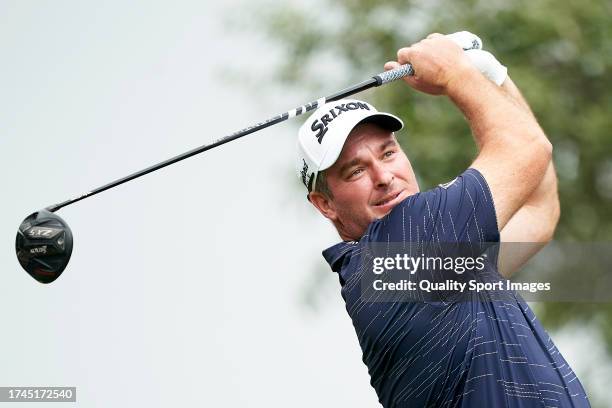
[384,33,478,95]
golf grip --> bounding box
[374,64,415,85]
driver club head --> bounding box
[15,209,73,284]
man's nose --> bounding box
[372,162,394,188]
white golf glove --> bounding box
[446,31,508,86]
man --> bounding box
[296,34,590,407]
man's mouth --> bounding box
[373,191,403,207]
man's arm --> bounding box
[387,34,552,230]
[494,78,561,277]
[498,162,560,277]
[447,67,552,232]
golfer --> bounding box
[296,34,590,407]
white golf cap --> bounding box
[296,99,403,192]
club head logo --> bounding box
[30,245,48,255]
[26,226,62,239]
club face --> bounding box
[15,210,73,284]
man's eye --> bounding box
[384,150,395,158]
[351,168,363,177]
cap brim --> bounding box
[317,112,403,172]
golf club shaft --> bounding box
[46,64,415,213]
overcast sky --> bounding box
[1,1,609,407]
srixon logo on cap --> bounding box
[311,102,371,144]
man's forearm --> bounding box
[498,77,560,242]
[457,74,560,277]
[446,68,546,152]
[446,68,552,228]
[473,75,559,277]
[500,77,535,117]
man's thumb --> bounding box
[384,61,400,71]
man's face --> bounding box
[310,123,419,241]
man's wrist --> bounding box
[445,65,489,99]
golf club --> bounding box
[15,36,482,284]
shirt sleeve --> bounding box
[368,168,499,244]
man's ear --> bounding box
[308,191,338,221]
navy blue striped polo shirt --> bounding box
[323,168,590,407]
